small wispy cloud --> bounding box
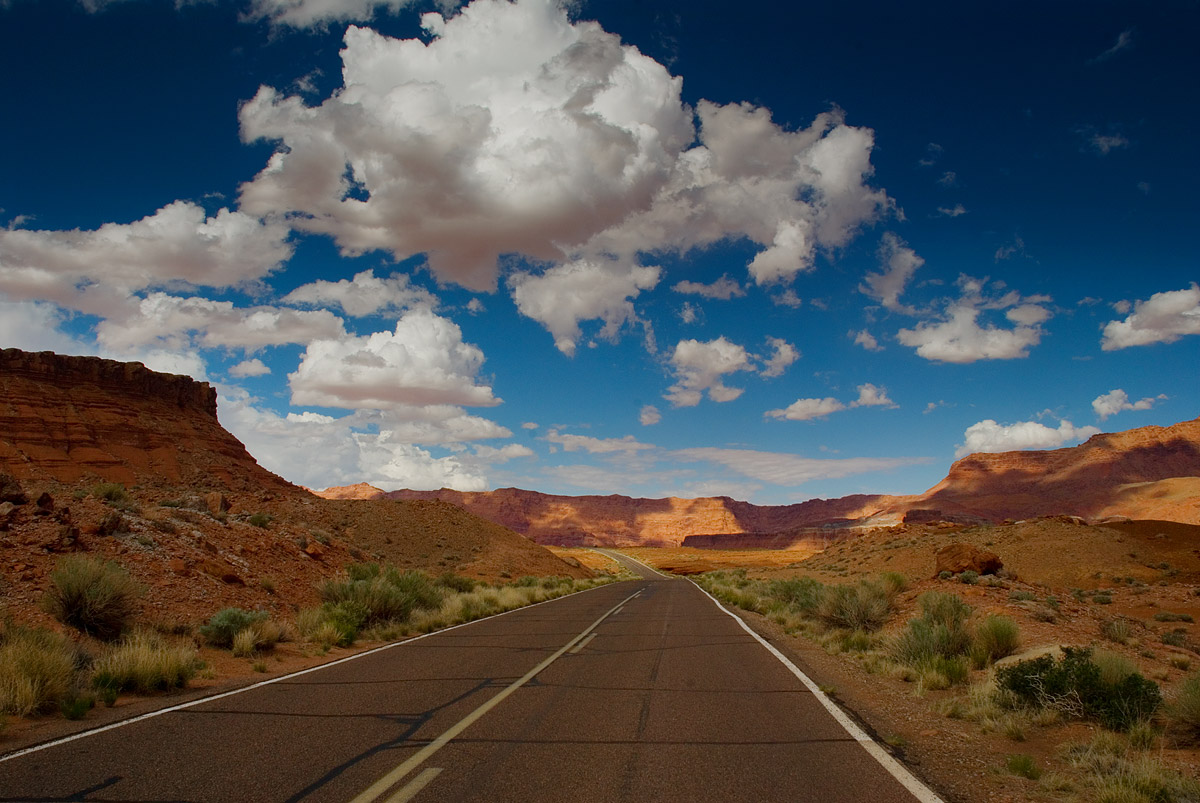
[1090,28,1135,63]
[935,204,968,218]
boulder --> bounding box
[0,473,28,505]
[934,542,1003,576]
[34,492,54,515]
[205,492,230,516]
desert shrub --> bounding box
[91,631,197,694]
[937,570,953,580]
[0,626,78,716]
[1153,612,1194,623]
[437,572,478,593]
[231,619,285,658]
[1093,592,1113,605]
[995,647,1161,731]
[816,580,893,632]
[321,566,444,627]
[42,555,141,640]
[1009,590,1037,602]
[1005,753,1042,780]
[247,512,271,528]
[1162,629,1187,648]
[893,591,973,667]
[971,615,1020,668]
[958,570,979,585]
[879,572,908,595]
[91,483,130,505]
[767,577,824,615]
[58,690,94,720]
[199,608,268,648]
[1101,618,1135,644]
[1168,672,1200,741]
[1065,733,1200,802]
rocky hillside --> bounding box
[0,349,292,491]
[909,417,1200,525]
[321,416,1200,545]
[0,350,589,629]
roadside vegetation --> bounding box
[695,566,1200,801]
[1,555,613,732]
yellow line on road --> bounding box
[349,589,642,803]
[383,768,442,803]
[568,632,598,654]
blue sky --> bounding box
[2,0,1197,504]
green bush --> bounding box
[959,570,979,585]
[816,581,893,632]
[1009,590,1037,602]
[879,572,908,595]
[937,570,953,580]
[767,577,824,614]
[1005,753,1042,780]
[247,512,271,528]
[41,555,141,640]
[321,565,444,627]
[1100,618,1135,644]
[59,690,94,720]
[91,483,130,504]
[91,631,198,694]
[436,572,478,593]
[971,615,1020,668]
[199,608,268,648]
[0,626,78,716]
[995,647,1161,731]
[1153,611,1194,623]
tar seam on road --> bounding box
[348,588,644,803]
[0,580,619,765]
[691,581,946,803]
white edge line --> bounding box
[691,581,945,803]
[0,579,621,764]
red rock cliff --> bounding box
[0,349,294,491]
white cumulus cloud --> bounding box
[765,397,845,421]
[860,232,923,311]
[760,337,799,378]
[283,269,436,317]
[0,202,292,305]
[1101,284,1200,350]
[509,258,659,356]
[229,358,271,378]
[955,418,1101,458]
[288,307,499,410]
[238,0,889,302]
[1091,388,1165,420]
[664,336,752,407]
[545,429,655,454]
[639,404,662,426]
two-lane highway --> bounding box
[1,554,941,802]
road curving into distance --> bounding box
[1,552,942,802]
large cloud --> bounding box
[239,1,692,291]
[288,307,500,409]
[1101,284,1200,350]
[955,418,1100,458]
[243,0,445,28]
[0,202,292,306]
[238,0,889,306]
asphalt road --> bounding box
[1,553,940,802]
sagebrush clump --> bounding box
[41,555,141,640]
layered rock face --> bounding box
[0,349,292,491]
[915,418,1200,524]
[318,486,911,547]
[321,417,1200,545]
